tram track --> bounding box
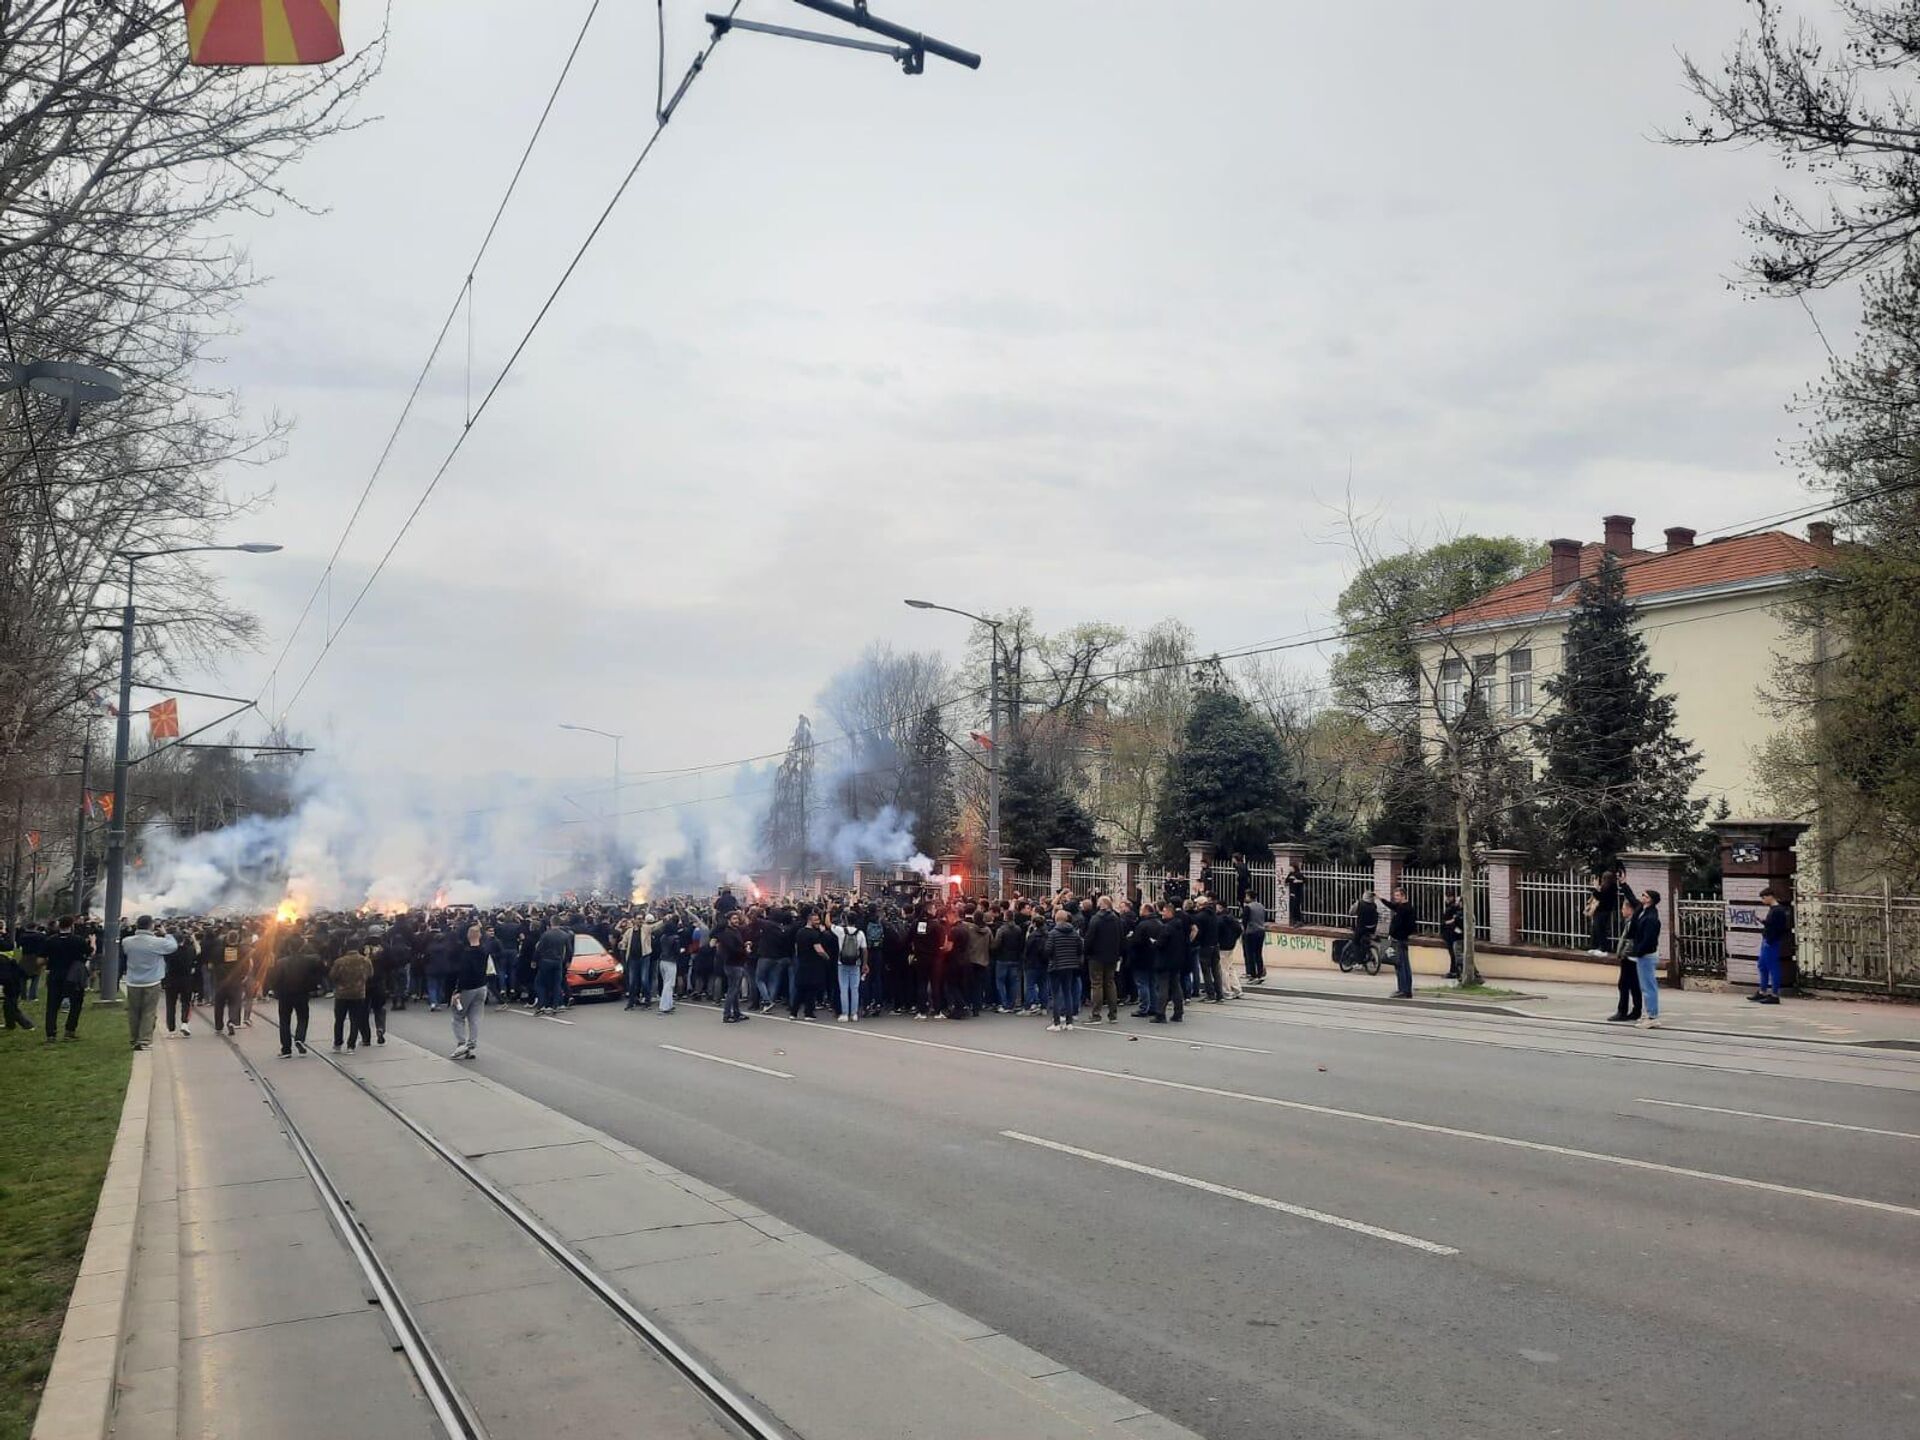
[225,1034,786,1440]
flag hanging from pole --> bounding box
[25,831,40,852]
[84,793,99,820]
[100,793,115,821]
[969,731,994,749]
[148,698,181,740]
[183,0,345,66]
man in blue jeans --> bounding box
[1383,887,1416,999]
[533,917,572,1016]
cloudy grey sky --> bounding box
[183,0,1837,817]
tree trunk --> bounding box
[1454,782,1479,988]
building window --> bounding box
[1508,648,1533,716]
[1474,654,1497,712]
[1438,658,1465,719]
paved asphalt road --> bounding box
[387,992,1920,1440]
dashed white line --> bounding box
[1003,1131,1458,1255]
[659,1044,793,1079]
[1636,1098,1920,1140]
[829,1026,1920,1220]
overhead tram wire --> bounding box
[251,0,611,712]
[272,4,748,727]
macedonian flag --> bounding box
[183,0,344,66]
[147,699,181,741]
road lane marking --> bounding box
[1636,1098,1920,1140]
[659,1044,792,1079]
[1080,1026,1272,1055]
[829,1027,1920,1220]
[1003,1131,1458,1255]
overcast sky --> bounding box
[181,0,1840,811]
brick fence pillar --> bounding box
[1482,849,1526,947]
[1046,848,1076,894]
[1369,845,1411,934]
[1619,850,1688,974]
[1270,841,1309,925]
[1186,840,1216,895]
[1108,851,1143,905]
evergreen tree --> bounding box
[999,740,1099,869]
[758,715,815,872]
[1538,555,1707,866]
[1152,690,1308,864]
[897,704,956,856]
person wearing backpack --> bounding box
[834,912,867,1023]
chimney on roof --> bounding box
[1603,514,1635,556]
[1807,520,1835,549]
[1664,526,1696,552]
[1549,538,1581,591]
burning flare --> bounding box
[275,897,304,925]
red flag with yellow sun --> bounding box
[183,0,344,66]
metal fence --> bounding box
[1067,865,1112,895]
[1007,872,1054,902]
[1519,869,1594,952]
[1300,862,1373,927]
[1401,865,1492,942]
[1797,888,1920,993]
[1675,895,1726,977]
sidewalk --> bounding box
[1249,954,1920,1048]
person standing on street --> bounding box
[532,916,572,1016]
[1755,887,1789,1005]
[163,926,198,1037]
[0,927,31,1031]
[1240,896,1267,983]
[1045,908,1083,1032]
[120,916,177,1051]
[1151,901,1188,1023]
[270,935,322,1057]
[330,937,374,1052]
[718,910,750,1023]
[42,916,91,1043]
[833,912,866,1023]
[1440,893,1464,980]
[1629,890,1664,1028]
[449,923,490,1058]
[1129,905,1163,1017]
[1083,895,1123,1024]
[1383,888,1416,999]
[1608,893,1644,1023]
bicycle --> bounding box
[1333,934,1384,976]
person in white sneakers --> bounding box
[833,911,867,1022]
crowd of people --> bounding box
[0,872,1792,1054]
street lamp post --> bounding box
[559,723,623,893]
[97,543,280,998]
[905,599,1003,899]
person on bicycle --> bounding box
[1346,890,1379,972]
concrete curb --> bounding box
[1239,980,1920,1052]
[30,1048,152,1440]
[1239,984,1531,1018]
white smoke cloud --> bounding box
[121,761,569,916]
[823,804,932,874]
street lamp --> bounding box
[96,543,281,998]
[904,598,1005,900]
[559,723,623,893]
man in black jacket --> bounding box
[270,939,323,1056]
[1151,901,1188,1023]
[1128,907,1161,1017]
[532,918,573,1016]
[1083,897,1124,1024]
[1383,887,1416,999]
[42,917,91,1042]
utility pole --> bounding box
[71,728,91,916]
[97,556,136,998]
[988,639,1001,900]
